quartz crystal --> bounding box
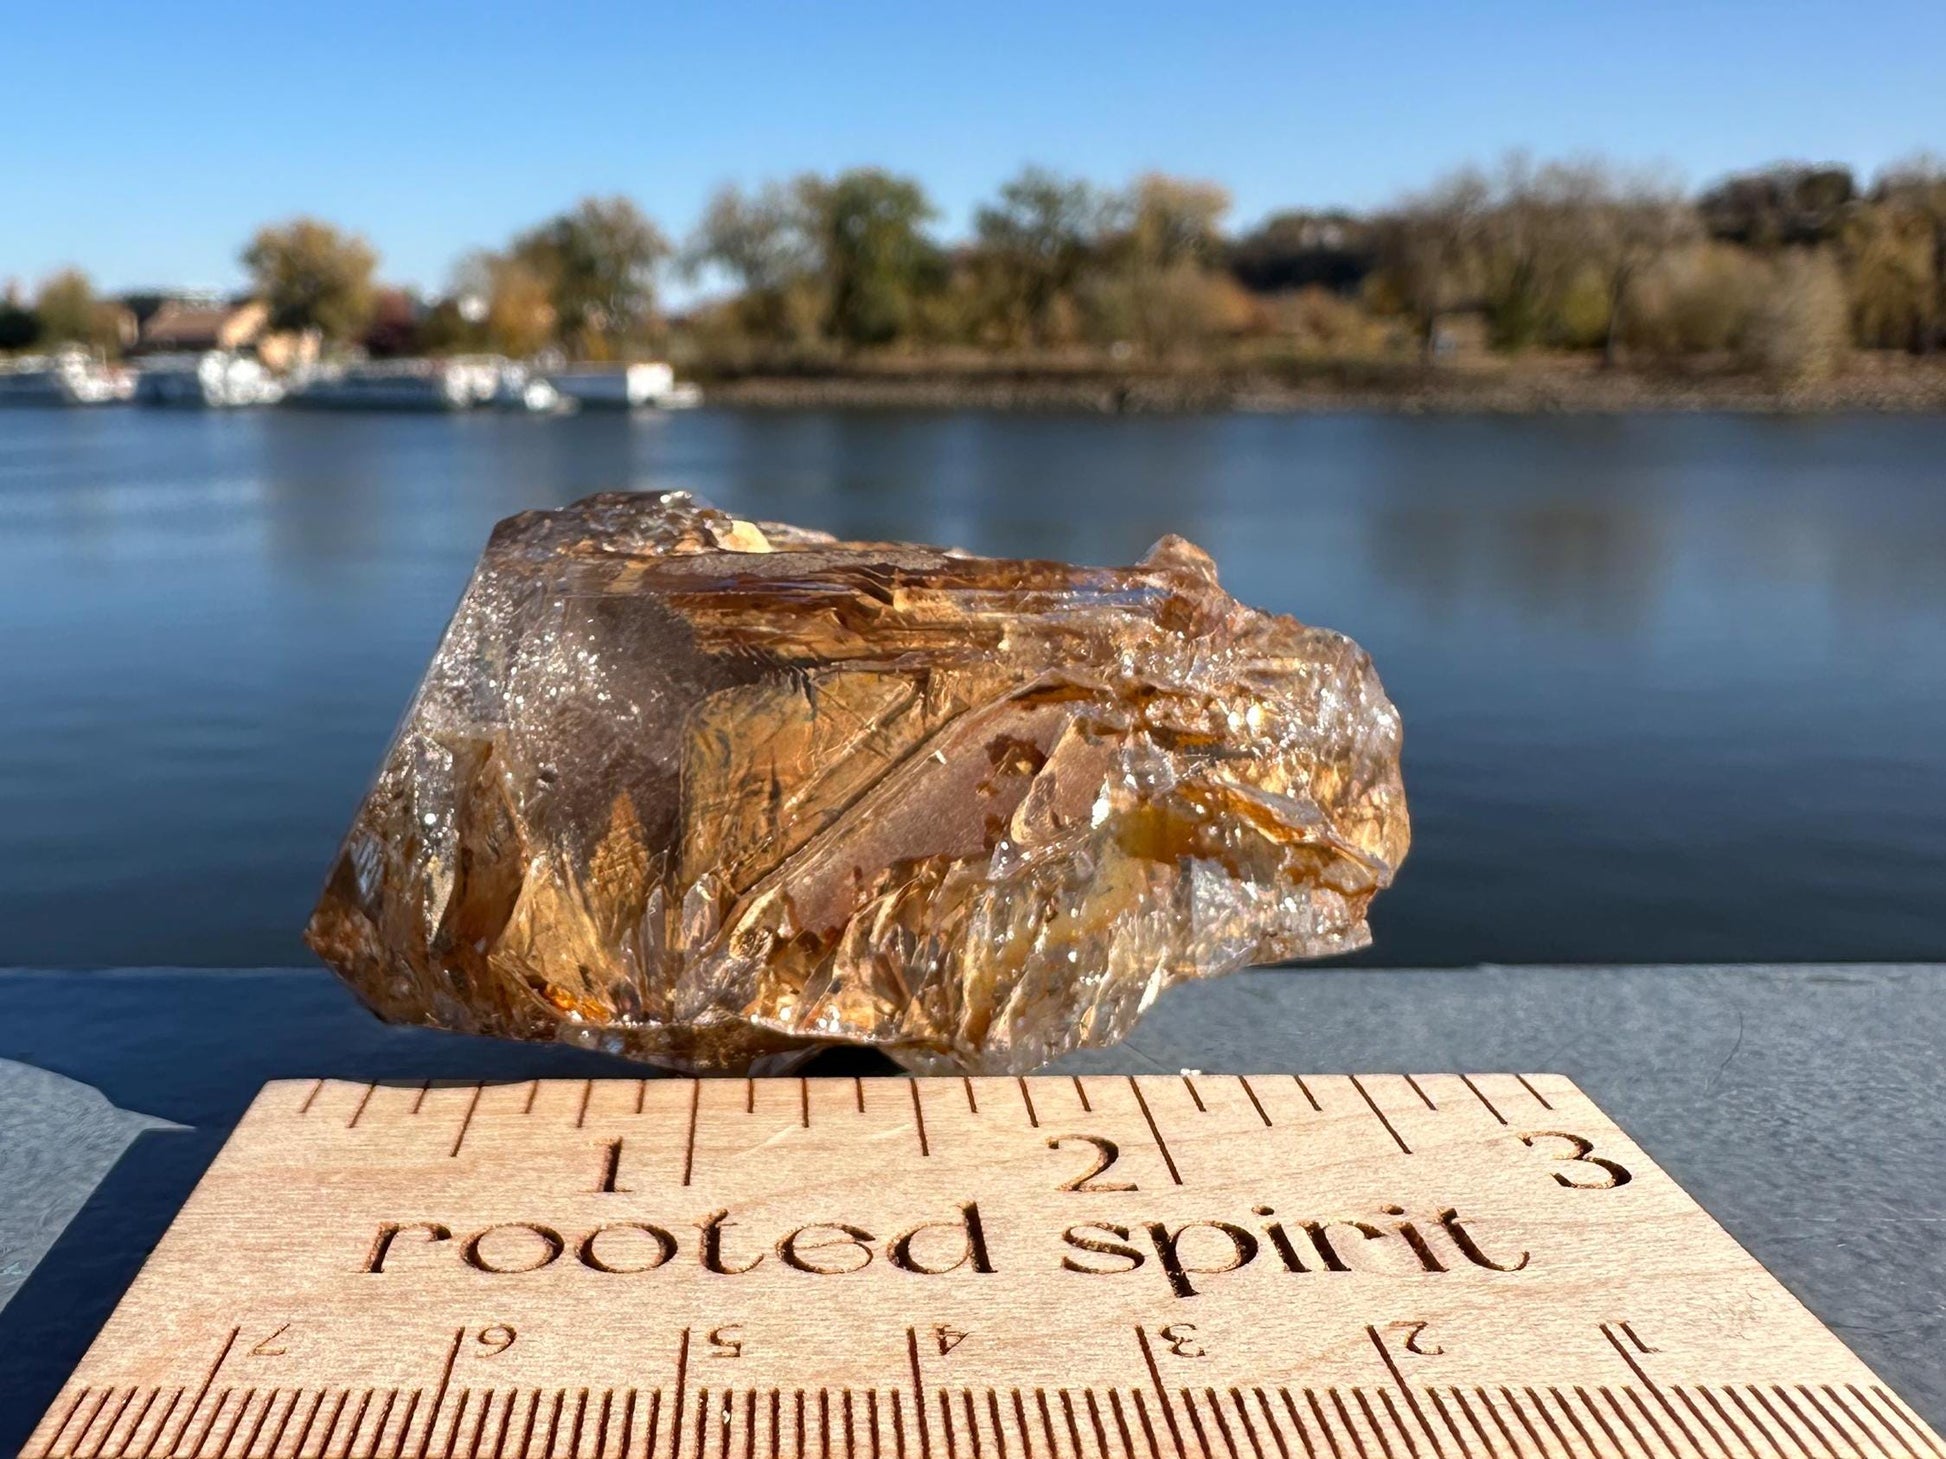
[306,492,1408,1073]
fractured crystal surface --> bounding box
[306,492,1409,1072]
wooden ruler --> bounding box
[23,1075,1942,1459]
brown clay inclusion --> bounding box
[306,492,1408,1073]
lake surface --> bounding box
[1,406,1942,969]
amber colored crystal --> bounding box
[305,492,1408,1073]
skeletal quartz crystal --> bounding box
[307,492,1408,1073]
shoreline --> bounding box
[700,360,1946,414]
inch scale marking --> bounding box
[23,1075,1943,1459]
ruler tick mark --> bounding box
[853,1077,865,1114]
[1128,1077,1183,1184]
[1016,1079,1038,1128]
[1369,1391,1412,1459]
[1669,1388,1739,1459]
[1864,1387,1940,1459]
[523,1082,539,1115]
[576,1081,593,1129]
[540,1392,564,1459]
[39,1385,91,1459]
[347,1086,376,1129]
[1324,1390,1367,1459]
[962,1078,978,1115]
[1424,1394,1473,1459]
[1817,1388,1891,1459]
[241,1389,280,1459]
[1292,1077,1321,1113]
[1182,1076,1206,1112]
[451,1085,483,1158]
[415,1330,465,1459]
[412,1080,432,1115]
[670,1334,691,1459]
[118,1387,165,1459]
[94,1388,142,1459]
[1568,1386,1625,1459]
[364,1388,401,1459]
[1402,1076,1437,1111]
[300,1080,326,1114]
[1247,1392,1288,1459]
[1364,1328,1443,1459]
[290,1389,330,1459]
[1487,1393,1541,1459]
[1458,1076,1505,1125]
[1228,1387,1267,1459]
[390,1390,424,1459]
[1237,1078,1271,1127]
[1071,1076,1093,1113]
[1348,1077,1411,1155]
[905,1332,931,1459]
[909,1083,930,1158]
[1443,1392,1497,1459]
[682,1084,700,1186]
[1136,1329,1187,1459]
[1201,1389,1241,1459]
[1179,1389,1216,1459]
[1514,1076,1554,1111]
[801,1078,811,1129]
[1616,1386,1681,1459]
[1789,1388,1853,1459]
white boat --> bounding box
[132,352,282,408]
[0,350,131,406]
[546,361,701,410]
[487,362,565,413]
[285,360,475,412]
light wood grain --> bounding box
[22,1075,1943,1459]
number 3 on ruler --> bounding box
[1518,1131,1632,1189]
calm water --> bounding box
[2,406,1943,969]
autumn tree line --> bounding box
[6,154,1946,381]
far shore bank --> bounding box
[699,357,1946,414]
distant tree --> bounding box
[362,288,423,358]
[1227,210,1375,294]
[513,196,671,356]
[684,182,818,343]
[971,167,1110,345]
[1369,169,1492,361]
[1078,173,1235,357]
[448,249,559,358]
[1583,169,1696,366]
[1698,164,1856,248]
[0,298,37,351]
[1866,156,1946,352]
[241,218,379,344]
[798,169,941,348]
[1746,250,1850,381]
[1122,174,1230,267]
[33,267,121,351]
[1473,156,1597,350]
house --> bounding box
[123,293,316,371]
[132,296,270,355]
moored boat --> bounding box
[132,351,282,408]
[284,360,475,411]
[545,361,700,410]
[0,350,131,406]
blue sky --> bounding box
[7,1,1943,295]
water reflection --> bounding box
[1,407,1942,969]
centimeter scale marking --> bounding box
[22,1076,1946,1459]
